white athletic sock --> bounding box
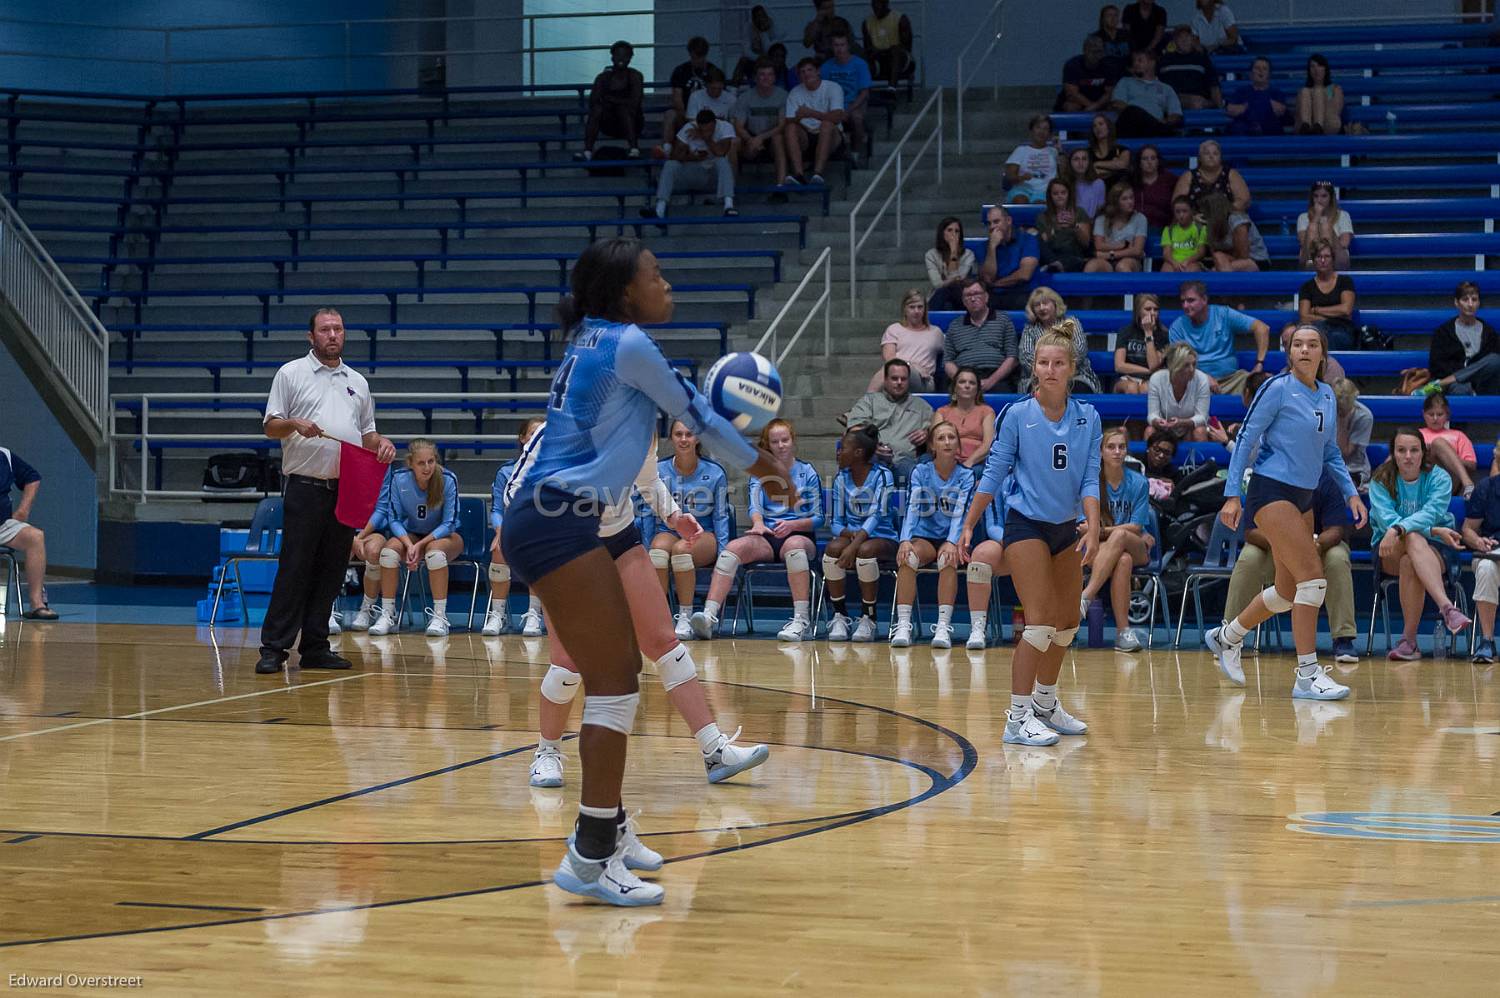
[703,599,722,618]
[694,722,723,755]
[970,611,987,631]
[1032,681,1058,710]
[359,594,376,612]
[1008,694,1031,721]
[1222,617,1250,645]
[1296,653,1320,677]
[937,605,954,626]
[896,604,912,625]
[578,803,617,820]
[793,600,810,621]
[723,195,735,209]
[380,598,396,618]
[539,735,562,752]
[433,598,447,618]
[528,596,542,613]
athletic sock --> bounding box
[970,610,988,632]
[1222,617,1250,645]
[1032,681,1059,711]
[831,594,847,616]
[528,595,542,613]
[359,595,376,612]
[1296,653,1320,677]
[575,804,619,860]
[1008,693,1031,721]
[793,599,810,621]
[896,604,912,625]
[694,722,723,755]
[539,735,562,752]
[433,598,447,618]
[861,599,877,620]
[703,599,722,618]
[380,597,396,619]
[937,605,954,626]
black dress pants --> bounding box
[259,476,356,660]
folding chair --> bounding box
[210,497,284,626]
[1173,513,1245,648]
[401,498,489,631]
[0,544,20,617]
[1366,541,1471,657]
[1132,508,1173,647]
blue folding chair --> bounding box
[1366,537,1471,657]
[210,497,284,625]
[1132,507,1172,647]
[1173,513,1245,648]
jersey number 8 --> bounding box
[1052,443,1068,470]
[417,504,428,520]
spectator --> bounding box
[0,446,56,620]
[686,67,736,127]
[1147,341,1213,440]
[1110,49,1184,138]
[1335,377,1372,490]
[1122,0,1168,54]
[1424,281,1500,397]
[731,5,782,84]
[1060,146,1106,220]
[1018,287,1102,392]
[1369,427,1469,661]
[732,59,789,189]
[1091,5,1133,62]
[1191,0,1241,52]
[643,108,737,219]
[978,205,1040,310]
[1169,279,1270,394]
[1297,180,1353,269]
[1298,240,1357,349]
[870,289,944,392]
[1143,432,1182,489]
[1086,182,1148,272]
[782,57,846,186]
[1211,366,1262,450]
[1296,53,1345,136]
[1158,24,1222,110]
[1129,142,1177,229]
[767,42,797,91]
[1174,138,1250,213]
[843,358,934,480]
[1058,35,1123,113]
[819,30,872,165]
[863,0,915,88]
[925,215,977,309]
[1086,112,1132,183]
[934,367,998,468]
[1080,425,1156,651]
[578,41,645,161]
[1036,178,1094,274]
[663,37,720,153]
[1419,391,1479,498]
[1160,195,1209,271]
[1004,114,1059,204]
[803,0,854,61]
[1113,292,1167,392]
[1225,56,1290,136]
[1460,449,1500,662]
[1225,467,1360,665]
[1200,191,1268,272]
[943,277,1020,391]
[1280,321,1345,385]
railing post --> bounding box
[849,211,857,310]
[937,87,944,187]
[108,403,117,496]
[822,254,831,357]
[344,22,353,90]
[139,397,149,503]
[956,62,964,155]
[895,150,903,248]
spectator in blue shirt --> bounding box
[978,205,1040,311]
[1462,450,1500,663]
[819,30,872,165]
[1168,279,1270,395]
[0,447,55,620]
[1226,56,1291,136]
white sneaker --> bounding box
[1003,707,1060,746]
[1205,625,1245,686]
[776,617,812,642]
[966,625,987,651]
[553,841,664,907]
[852,615,877,642]
[1114,629,1143,652]
[617,813,663,871]
[674,611,694,641]
[328,609,342,634]
[931,622,953,650]
[704,726,770,783]
[1033,698,1088,735]
[827,613,852,641]
[529,745,565,788]
[520,608,545,637]
[425,612,450,638]
[481,606,508,636]
[351,605,375,631]
[1292,665,1351,701]
[368,611,396,636]
[889,620,912,648]
[689,610,718,640]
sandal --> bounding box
[21,605,58,621]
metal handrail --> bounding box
[847,86,944,308]
[955,0,1006,155]
[753,246,832,369]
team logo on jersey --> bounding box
[347,386,357,397]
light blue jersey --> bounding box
[749,459,825,530]
[490,459,519,529]
[831,464,898,540]
[901,461,976,545]
[980,482,1010,544]
[508,317,757,509]
[979,395,1102,524]
[1225,372,1356,499]
[1104,468,1152,532]
[375,467,460,539]
[651,456,731,547]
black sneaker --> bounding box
[299,651,352,670]
[255,652,286,675]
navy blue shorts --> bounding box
[1243,474,1316,526]
[766,529,817,559]
[499,485,605,586]
[603,522,643,561]
[1004,510,1080,557]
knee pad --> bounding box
[904,549,922,570]
[1052,626,1078,648]
[539,664,581,704]
[712,548,742,578]
[488,562,510,583]
[649,548,671,571]
[1260,584,1294,614]
[1021,624,1056,651]
[821,553,847,582]
[670,553,696,574]
[855,557,881,583]
[378,548,401,569]
[581,692,640,735]
[365,560,382,574]
[1294,578,1328,609]
[424,549,448,571]
[966,561,993,585]
[783,548,809,574]
[655,645,698,692]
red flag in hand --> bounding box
[335,440,387,528]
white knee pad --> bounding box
[488,562,510,583]
[712,548,742,578]
[966,561,993,585]
[365,560,382,574]
[655,645,698,692]
[649,548,671,570]
[1261,584,1294,614]
[1476,559,1500,605]
[379,548,401,569]
[581,692,640,735]
[424,549,448,571]
[670,553,696,574]
[1021,624,1057,651]
[1294,578,1328,609]
[783,548,809,574]
[855,557,881,583]
[1052,626,1078,648]
[821,553,847,582]
[539,663,581,704]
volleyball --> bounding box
[703,351,783,432]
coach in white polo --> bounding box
[257,307,395,675]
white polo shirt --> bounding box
[263,351,376,479]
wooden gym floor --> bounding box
[0,620,1497,995]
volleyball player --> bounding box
[692,417,823,641]
[891,421,975,649]
[1207,324,1367,700]
[346,467,394,631]
[824,424,899,642]
[482,416,546,636]
[1081,426,1156,652]
[959,332,1101,746]
[501,238,791,907]
[963,490,1011,651]
[648,420,730,640]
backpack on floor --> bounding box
[202,452,281,496]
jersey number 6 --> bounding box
[1052,443,1068,470]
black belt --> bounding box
[287,474,338,490]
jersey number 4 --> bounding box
[1052,443,1068,470]
[549,356,578,411]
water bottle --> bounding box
[1087,599,1106,648]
